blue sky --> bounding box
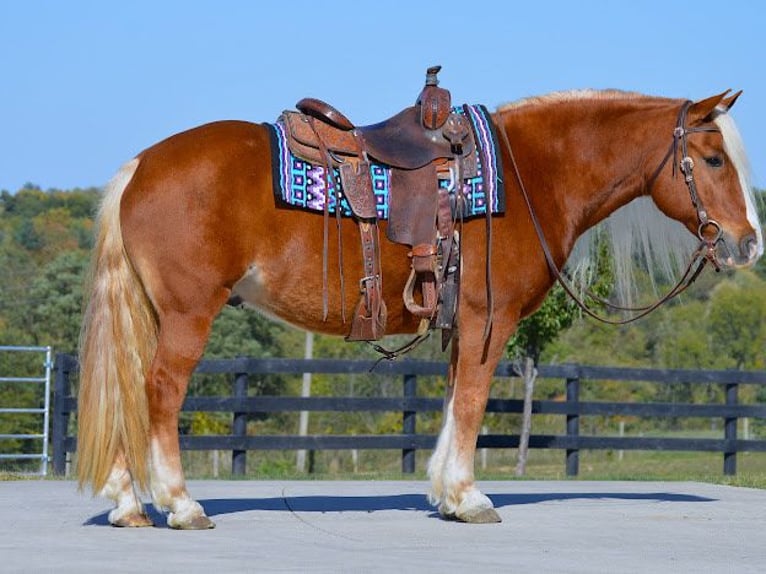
[1,0,764,191]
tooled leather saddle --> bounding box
[281,66,478,344]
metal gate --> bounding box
[0,346,52,475]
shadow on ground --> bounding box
[84,489,715,527]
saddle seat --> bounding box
[292,99,474,170]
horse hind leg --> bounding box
[100,451,154,527]
[146,308,225,530]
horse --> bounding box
[76,87,762,529]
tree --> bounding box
[707,271,766,370]
[506,284,581,475]
[26,250,90,352]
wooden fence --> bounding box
[52,354,766,477]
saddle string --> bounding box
[496,102,722,325]
[334,166,347,323]
[307,117,334,321]
[308,117,348,323]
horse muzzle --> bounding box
[715,230,762,269]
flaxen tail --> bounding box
[77,158,158,493]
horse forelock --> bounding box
[715,111,763,256]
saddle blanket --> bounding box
[267,104,505,220]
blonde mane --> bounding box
[498,88,645,112]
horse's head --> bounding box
[648,91,762,269]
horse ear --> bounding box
[720,90,743,112]
[687,90,732,124]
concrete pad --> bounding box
[0,480,764,573]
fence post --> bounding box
[52,354,72,475]
[723,382,738,476]
[566,375,580,476]
[232,372,248,476]
[402,372,417,473]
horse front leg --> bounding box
[428,313,514,523]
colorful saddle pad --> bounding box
[267,104,505,220]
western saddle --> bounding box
[281,66,478,345]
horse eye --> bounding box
[705,155,724,168]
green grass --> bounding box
[0,471,43,481]
[5,447,765,489]
[166,447,766,489]
[471,448,766,488]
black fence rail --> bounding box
[52,355,766,477]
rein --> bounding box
[497,100,724,325]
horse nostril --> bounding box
[741,234,758,260]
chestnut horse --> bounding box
[77,88,761,529]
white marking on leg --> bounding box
[100,464,145,525]
[441,447,473,515]
[428,387,497,520]
[427,396,455,506]
[149,437,186,511]
[149,437,209,527]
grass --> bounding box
[0,471,46,481]
[163,447,766,489]
[5,447,765,489]
[474,447,766,487]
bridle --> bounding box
[649,100,724,262]
[498,100,725,325]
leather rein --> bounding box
[497,100,724,325]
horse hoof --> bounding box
[441,490,502,524]
[441,506,502,523]
[168,514,216,530]
[111,512,154,528]
[460,507,502,524]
